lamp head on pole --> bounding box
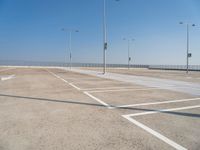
[179,22,184,25]
[179,22,196,27]
[61,28,79,32]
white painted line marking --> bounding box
[123,105,200,150]
[116,97,200,108]
[47,70,81,90]
[80,86,138,91]
[84,91,111,108]
[88,87,160,93]
[59,78,77,80]
[122,115,187,150]
[1,75,15,81]
[68,82,81,90]
[46,69,109,107]
[47,70,69,84]
[127,105,200,117]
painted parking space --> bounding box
[123,106,200,150]
[0,67,199,150]
[88,88,198,107]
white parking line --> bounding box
[122,105,200,150]
[126,104,200,117]
[68,83,81,90]
[0,75,15,81]
[47,70,77,88]
[116,97,200,108]
[46,69,109,107]
[123,115,187,150]
[84,91,111,108]
[80,86,137,91]
[46,69,69,84]
[60,78,95,80]
[88,87,160,93]
[47,69,81,90]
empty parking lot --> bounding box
[0,67,200,150]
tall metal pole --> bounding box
[69,31,72,69]
[64,32,68,67]
[186,24,189,74]
[103,0,107,74]
[128,40,130,69]
[62,28,79,70]
[179,22,196,74]
[102,0,119,73]
[123,38,134,69]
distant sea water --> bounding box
[0,60,199,71]
[0,60,66,67]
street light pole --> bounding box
[102,0,119,74]
[69,31,72,69]
[179,22,195,74]
[186,24,189,74]
[62,28,79,70]
[123,38,134,69]
[128,40,130,69]
[103,0,107,74]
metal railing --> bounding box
[0,60,199,71]
[149,65,200,71]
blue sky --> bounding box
[0,0,200,65]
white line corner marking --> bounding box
[122,105,200,150]
[117,97,200,108]
[88,87,160,93]
[68,82,81,90]
[46,69,110,107]
[84,91,111,108]
[1,75,15,81]
[46,69,80,90]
